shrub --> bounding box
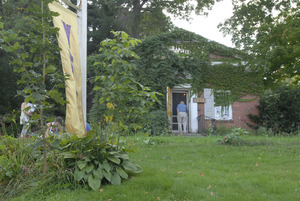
[143,110,169,136]
[92,31,160,133]
[38,125,142,191]
[248,86,300,134]
[217,128,249,145]
[0,135,43,200]
[253,126,275,136]
[1,125,142,200]
[209,125,233,136]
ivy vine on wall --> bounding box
[133,28,264,107]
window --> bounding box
[214,105,232,120]
[204,88,233,120]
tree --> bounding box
[87,0,124,54]
[219,0,300,87]
[248,85,300,134]
[0,55,22,115]
[0,0,34,115]
[1,0,66,174]
[86,0,222,54]
[0,0,65,116]
[91,31,160,132]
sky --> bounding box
[172,0,234,48]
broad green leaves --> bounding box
[0,0,66,121]
[219,0,300,87]
[88,175,101,191]
[122,160,143,173]
[74,152,141,190]
[57,127,142,191]
[92,31,160,132]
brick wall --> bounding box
[198,94,260,130]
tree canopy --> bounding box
[0,0,66,119]
[219,0,299,87]
[86,0,222,54]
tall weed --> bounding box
[0,136,42,200]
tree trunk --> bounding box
[131,0,142,38]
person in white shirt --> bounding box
[20,100,35,137]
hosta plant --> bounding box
[55,125,142,191]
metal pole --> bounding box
[77,0,87,123]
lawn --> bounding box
[11,135,300,201]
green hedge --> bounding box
[248,86,300,134]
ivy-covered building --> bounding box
[135,28,263,134]
[167,60,260,134]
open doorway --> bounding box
[172,92,189,132]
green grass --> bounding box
[11,135,300,201]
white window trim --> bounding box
[204,88,233,120]
[214,105,233,120]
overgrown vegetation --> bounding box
[216,127,249,145]
[133,28,264,108]
[8,135,300,201]
[89,31,160,132]
[143,110,169,136]
[0,1,299,200]
[219,0,299,87]
[248,85,300,134]
[0,0,66,132]
[0,125,142,200]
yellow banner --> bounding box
[49,2,86,137]
[167,86,172,132]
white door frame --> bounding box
[172,87,190,133]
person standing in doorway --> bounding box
[177,101,188,133]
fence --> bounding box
[197,115,216,135]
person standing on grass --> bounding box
[177,101,188,133]
[20,100,35,137]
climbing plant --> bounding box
[134,28,264,106]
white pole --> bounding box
[77,0,87,123]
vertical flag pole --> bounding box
[77,0,87,123]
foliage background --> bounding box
[248,86,300,134]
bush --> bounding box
[56,128,142,191]
[216,128,249,145]
[143,110,169,136]
[253,126,275,136]
[248,86,300,134]
[210,125,233,136]
[0,126,142,199]
[0,135,43,200]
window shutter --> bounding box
[166,86,173,132]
